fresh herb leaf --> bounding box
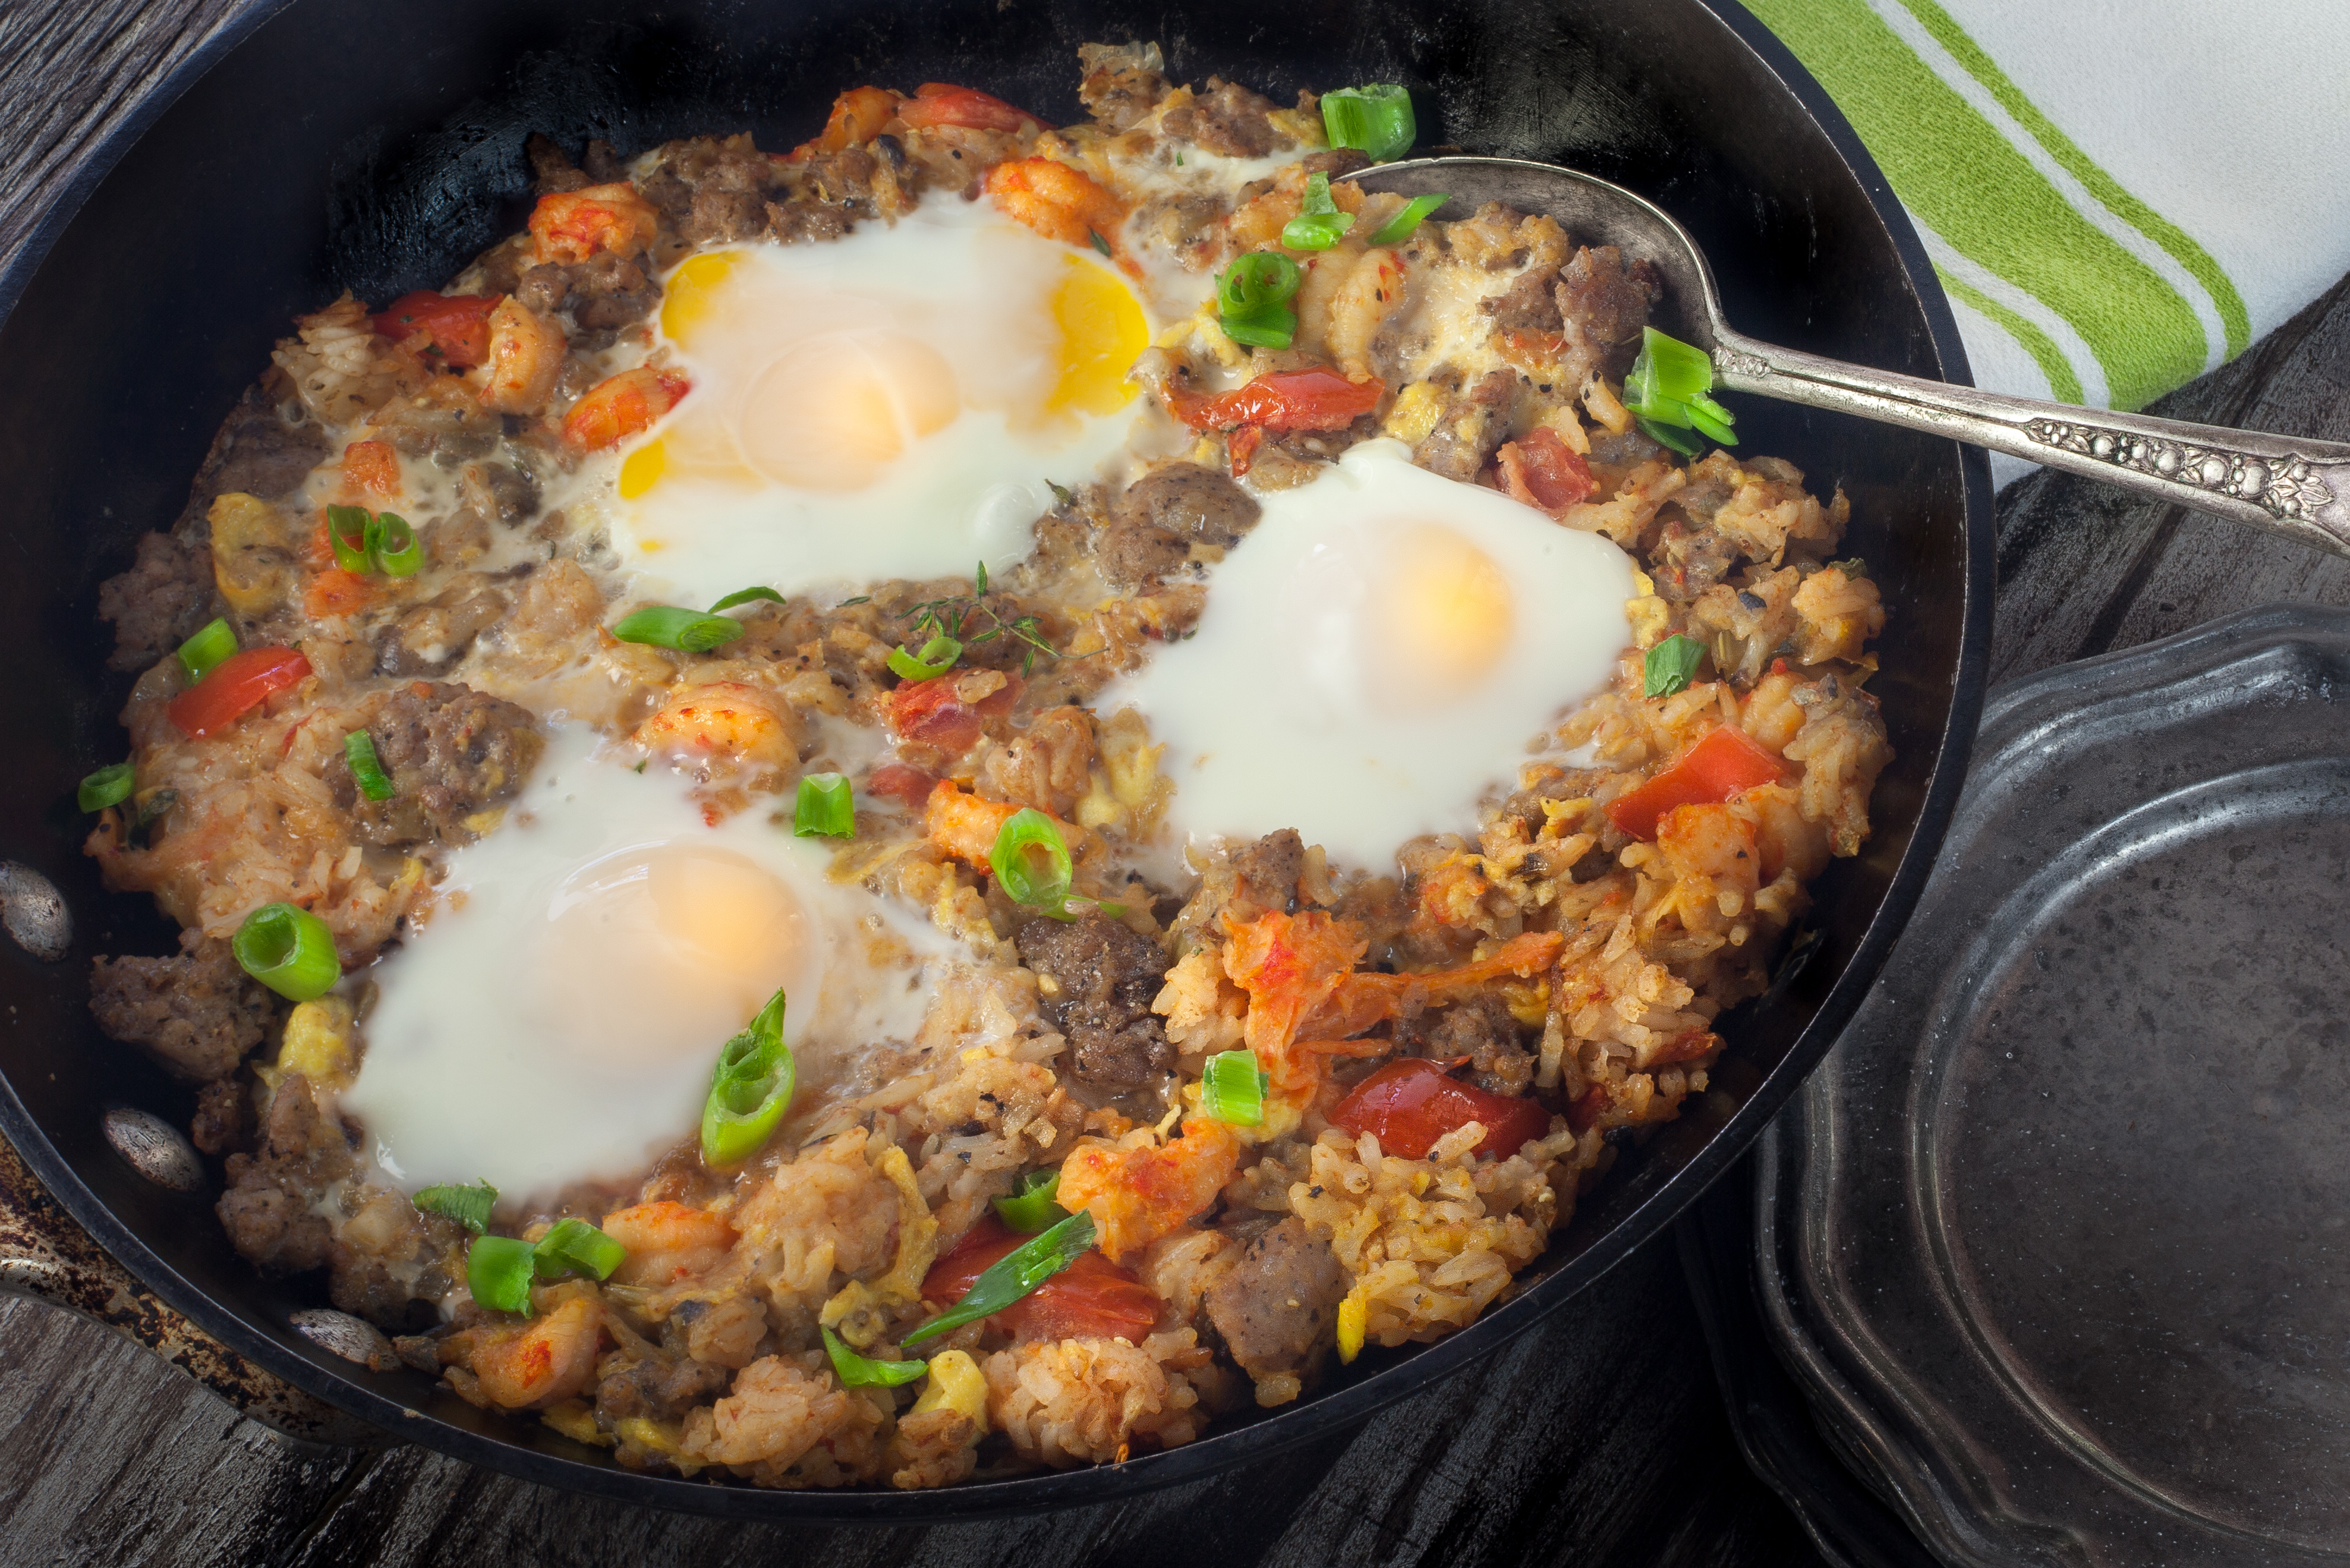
[822,1325,928,1388]
[709,585,785,612]
[1089,229,1112,257]
[416,1180,497,1234]
[1367,191,1447,245]
[1643,634,1709,698]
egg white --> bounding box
[1101,440,1639,870]
[341,727,962,1201]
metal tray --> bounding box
[1753,602,2350,1566]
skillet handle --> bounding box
[0,1126,385,1449]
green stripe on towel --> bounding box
[1934,267,2084,402]
[1747,0,2207,411]
[1892,0,2250,358]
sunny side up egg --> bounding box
[1104,440,1640,871]
[339,728,965,1202]
[606,189,1157,604]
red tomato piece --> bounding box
[166,646,313,739]
[1168,367,1385,433]
[341,439,402,498]
[896,82,1053,134]
[559,367,690,452]
[1604,725,1790,842]
[303,568,373,620]
[1329,1057,1553,1160]
[867,762,939,810]
[886,673,1020,758]
[1227,423,1264,478]
[1494,426,1595,514]
[919,1215,1160,1343]
[368,291,500,368]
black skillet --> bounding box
[0,0,1992,1517]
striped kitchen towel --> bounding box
[1746,0,2350,484]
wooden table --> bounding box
[6,4,2346,1563]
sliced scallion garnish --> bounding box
[1088,229,1112,259]
[886,633,962,683]
[701,987,794,1165]
[821,1325,928,1388]
[709,586,785,613]
[1216,251,1302,349]
[533,1217,628,1281]
[1367,191,1447,246]
[1624,326,1737,451]
[414,1180,497,1235]
[793,772,855,839]
[326,505,374,573]
[176,618,237,683]
[988,808,1075,918]
[78,763,135,813]
[610,604,748,653]
[374,512,423,577]
[1320,83,1416,164]
[231,902,341,1002]
[1637,416,1703,457]
[1643,633,1709,698]
[1201,1049,1269,1126]
[992,1168,1070,1232]
[344,730,394,801]
[901,1208,1098,1348]
[467,1234,537,1313]
[1281,172,1355,251]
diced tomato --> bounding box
[1495,426,1595,514]
[1167,367,1385,433]
[1604,725,1791,842]
[887,672,1020,758]
[303,568,373,620]
[166,646,313,739]
[368,291,499,368]
[1567,1084,1611,1134]
[560,367,690,452]
[867,762,938,810]
[341,439,401,498]
[918,1215,1160,1343]
[1227,424,1264,478]
[1330,1058,1554,1160]
[896,82,1052,134]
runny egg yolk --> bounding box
[736,332,960,492]
[539,843,810,1070]
[1363,525,1517,708]
[1048,254,1150,417]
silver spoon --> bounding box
[1354,156,2350,559]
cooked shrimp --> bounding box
[985,156,1125,254]
[1056,1118,1242,1262]
[601,1200,740,1289]
[469,1295,607,1410]
[478,298,568,415]
[633,681,797,773]
[529,182,661,265]
[560,366,689,451]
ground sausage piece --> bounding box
[1230,828,1306,912]
[1299,148,1372,180]
[190,1079,249,1157]
[1485,262,1565,338]
[1016,914,1176,1091]
[766,199,853,245]
[515,253,660,329]
[374,580,508,677]
[327,682,543,846]
[1078,43,1170,130]
[1163,77,1286,158]
[1413,368,1519,483]
[526,132,591,194]
[1114,462,1261,547]
[97,533,213,673]
[596,1354,732,1424]
[217,1075,353,1276]
[1095,517,1189,594]
[89,936,273,1083]
[1203,1217,1347,1380]
[1555,244,1661,385]
[1401,993,1535,1098]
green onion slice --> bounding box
[78,763,135,814]
[1216,251,1302,350]
[1624,326,1736,450]
[343,730,395,801]
[610,604,748,653]
[414,1180,497,1235]
[467,1235,538,1313]
[1201,1049,1269,1126]
[701,987,795,1165]
[1088,229,1113,258]
[709,586,785,613]
[1643,633,1709,698]
[821,1325,928,1388]
[326,505,374,572]
[1281,173,1356,251]
[231,901,342,1002]
[1367,191,1447,246]
[176,618,238,683]
[533,1218,628,1281]
[373,512,423,577]
[992,1169,1070,1232]
[886,634,962,683]
[1320,83,1417,164]
[989,807,1075,917]
[793,772,855,839]
[901,1209,1098,1348]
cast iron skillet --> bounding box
[0,0,1992,1517]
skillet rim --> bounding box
[0,0,1995,1519]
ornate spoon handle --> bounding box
[1714,328,2350,559]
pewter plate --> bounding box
[1756,603,2350,1567]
